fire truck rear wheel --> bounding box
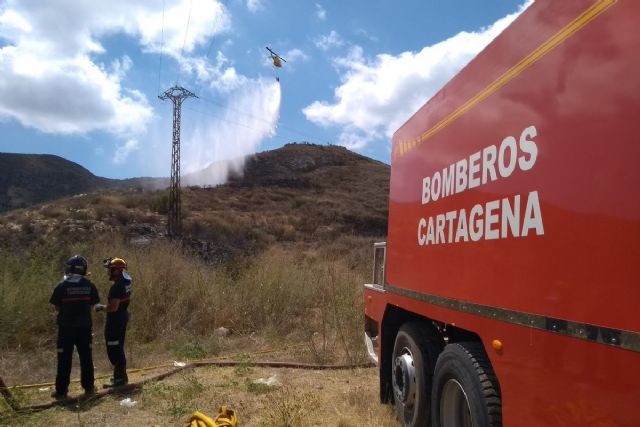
[431,342,502,427]
[391,322,441,427]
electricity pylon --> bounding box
[159,85,197,237]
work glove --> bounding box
[95,304,107,312]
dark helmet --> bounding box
[65,255,88,276]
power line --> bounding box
[182,102,335,149]
[196,95,272,124]
[181,104,311,147]
[176,0,194,85]
[195,95,333,143]
[165,0,332,145]
[157,0,166,96]
[191,8,222,99]
[183,104,278,134]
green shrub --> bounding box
[151,192,170,215]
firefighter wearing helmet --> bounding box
[95,257,132,388]
[49,255,101,399]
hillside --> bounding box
[0,152,169,213]
[181,143,389,261]
[0,153,116,212]
[0,143,390,262]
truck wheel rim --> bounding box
[440,379,473,427]
[392,348,416,409]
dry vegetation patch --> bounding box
[0,238,387,426]
[2,366,396,427]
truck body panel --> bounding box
[365,0,640,425]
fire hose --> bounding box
[184,408,237,427]
[1,359,374,413]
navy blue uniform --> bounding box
[105,274,132,385]
[49,276,100,395]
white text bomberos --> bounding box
[417,125,544,246]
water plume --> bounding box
[182,78,281,186]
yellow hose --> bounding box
[213,406,238,427]
[187,407,237,427]
[192,410,218,427]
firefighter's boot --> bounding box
[103,365,128,388]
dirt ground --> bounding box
[1,365,398,427]
[0,339,399,427]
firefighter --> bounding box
[95,257,132,388]
[49,255,100,399]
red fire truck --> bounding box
[363,1,640,425]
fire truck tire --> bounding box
[391,322,441,427]
[431,342,502,427]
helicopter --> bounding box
[266,47,286,81]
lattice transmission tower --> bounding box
[159,85,197,237]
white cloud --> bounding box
[137,1,230,58]
[314,30,343,51]
[111,55,133,79]
[182,51,249,94]
[0,0,230,140]
[114,139,141,164]
[246,0,265,13]
[0,46,152,135]
[285,48,309,63]
[182,79,281,186]
[303,1,532,151]
[0,8,31,33]
[315,3,326,21]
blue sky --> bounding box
[0,0,530,182]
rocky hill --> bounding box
[229,143,372,188]
[181,143,390,262]
[0,143,390,262]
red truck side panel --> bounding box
[373,0,640,425]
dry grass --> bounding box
[0,234,377,381]
[1,366,396,427]
[0,235,387,426]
